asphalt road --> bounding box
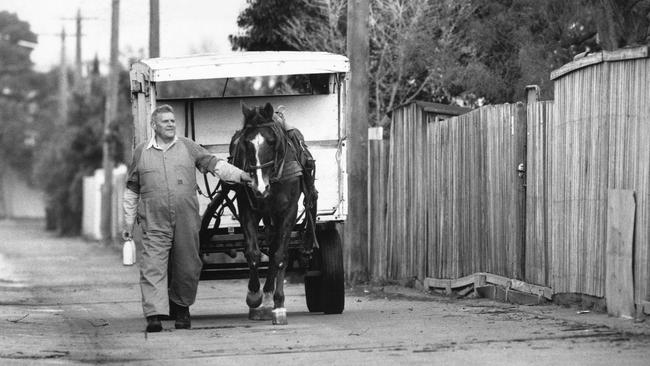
[1,219,649,365]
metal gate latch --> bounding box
[517,163,526,178]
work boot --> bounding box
[174,303,191,329]
[145,315,162,333]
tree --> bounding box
[276,0,478,123]
[230,0,328,51]
[450,0,602,102]
[0,11,40,182]
[232,0,650,118]
[32,66,132,235]
[0,11,136,234]
[281,0,347,54]
[591,0,650,50]
[0,11,36,72]
[33,71,102,235]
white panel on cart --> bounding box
[166,95,339,146]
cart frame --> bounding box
[129,52,349,313]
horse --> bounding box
[229,102,304,325]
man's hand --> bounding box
[240,172,254,186]
[216,160,254,185]
[121,230,133,241]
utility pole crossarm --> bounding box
[61,8,98,84]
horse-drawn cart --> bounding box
[129,52,349,315]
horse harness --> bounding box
[230,118,319,250]
[232,121,303,185]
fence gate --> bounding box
[371,102,527,281]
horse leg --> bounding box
[272,204,298,325]
[260,221,277,318]
[242,209,263,310]
[250,220,276,321]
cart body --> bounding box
[129,52,349,285]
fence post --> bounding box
[515,101,528,279]
[524,84,550,286]
[368,126,387,281]
[526,85,540,104]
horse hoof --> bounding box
[246,290,263,308]
[249,306,273,321]
[272,308,288,325]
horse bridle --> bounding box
[246,159,274,171]
[237,121,288,184]
[230,120,286,212]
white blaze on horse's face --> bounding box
[251,132,270,195]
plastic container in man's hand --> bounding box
[123,239,136,266]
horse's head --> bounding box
[234,102,286,198]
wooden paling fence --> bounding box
[370,102,527,281]
[368,46,650,308]
[384,104,428,280]
[426,104,527,280]
[548,48,650,303]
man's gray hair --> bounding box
[151,104,174,122]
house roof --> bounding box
[132,51,350,82]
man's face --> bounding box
[152,111,176,141]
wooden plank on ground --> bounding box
[425,273,554,300]
[605,189,636,318]
[484,273,510,287]
[510,279,554,300]
[424,274,476,290]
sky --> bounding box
[0,0,248,72]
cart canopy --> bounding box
[134,51,350,82]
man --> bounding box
[122,104,252,332]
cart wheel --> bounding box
[318,227,344,314]
[200,189,237,251]
[304,270,322,312]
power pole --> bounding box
[74,9,82,82]
[53,27,70,232]
[345,0,370,283]
[0,159,5,220]
[57,27,68,127]
[101,0,119,244]
[149,0,160,58]
[61,9,96,88]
